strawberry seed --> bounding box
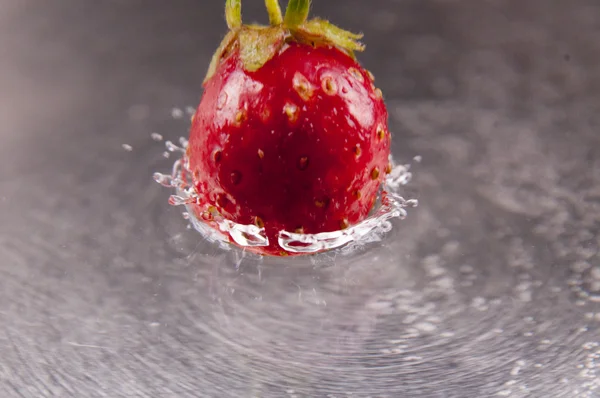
[297,156,309,170]
[371,167,380,180]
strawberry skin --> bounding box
[186,0,391,256]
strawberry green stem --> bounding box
[225,0,242,29]
[284,0,311,28]
[265,0,283,25]
[205,0,365,83]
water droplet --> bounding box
[386,163,413,188]
[121,144,133,151]
[179,137,189,147]
[150,132,163,141]
[582,342,598,350]
[413,155,422,162]
[380,221,393,232]
[168,195,194,206]
[415,322,437,333]
[163,151,170,158]
[219,218,269,247]
[171,108,184,119]
[165,140,184,153]
[405,199,419,207]
[185,106,195,115]
[153,172,175,187]
[257,149,265,159]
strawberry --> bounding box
[187,0,391,256]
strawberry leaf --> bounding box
[204,30,239,84]
[295,18,365,54]
[238,26,286,72]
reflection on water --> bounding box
[141,107,600,397]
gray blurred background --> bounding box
[1,1,599,397]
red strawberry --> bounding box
[187,0,391,256]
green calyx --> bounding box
[204,0,365,84]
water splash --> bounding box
[279,190,415,253]
[150,132,164,141]
[154,137,418,254]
